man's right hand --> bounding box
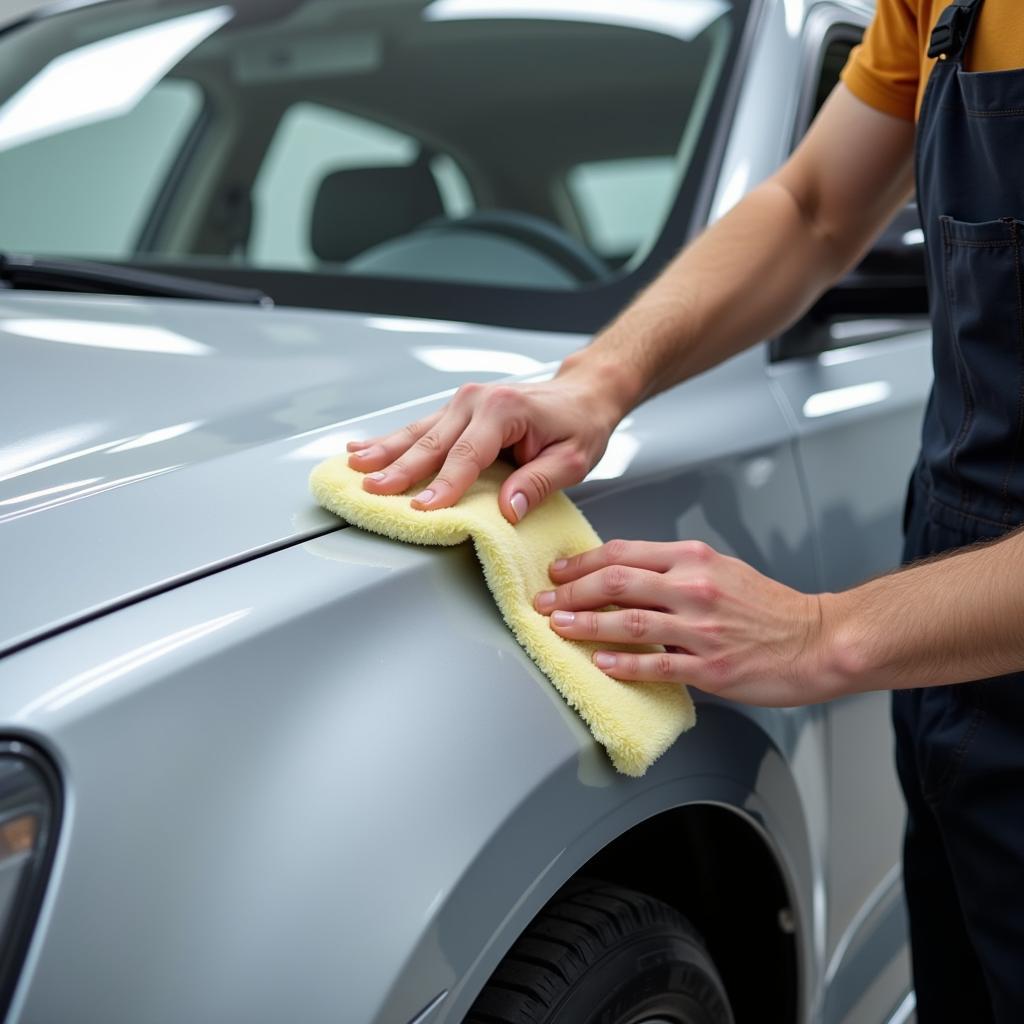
[346,359,629,524]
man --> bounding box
[347,1,1024,1018]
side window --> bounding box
[775,32,927,360]
[0,79,202,258]
[249,102,474,270]
[811,37,855,120]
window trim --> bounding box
[135,79,213,255]
[771,11,928,363]
[788,11,866,153]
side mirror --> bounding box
[773,203,928,361]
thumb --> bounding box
[499,442,591,523]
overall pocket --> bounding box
[939,216,1024,523]
[916,681,987,808]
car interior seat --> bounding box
[310,159,445,264]
[311,160,607,289]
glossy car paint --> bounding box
[0,0,925,1022]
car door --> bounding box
[768,15,931,1024]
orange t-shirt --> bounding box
[841,0,1024,121]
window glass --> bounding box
[251,104,421,269]
[0,79,201,258]
[430,153,474,220]
[0,0,748,324]
[812,37,855,118]
[775,29,927,360]
[566,156,678,260]
[817,33,924,314]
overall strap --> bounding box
[928,0,985,59]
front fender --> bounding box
[388,699,820,1024]
[0,527,821,1024]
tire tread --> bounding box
[464,878,722,1024]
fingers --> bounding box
[499,442,590,524]
[345,378,615,518]
[547,605,705,685]
[363,417,470,496]
[534,566,668,614]
[411,417,509,510]
[549,539,681,583]
[549,607,688,647]
[347,412,445,474]
[590,649,702,686]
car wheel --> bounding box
[465,878,734,1024]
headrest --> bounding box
[311,163,444,263]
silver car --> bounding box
[0,0,926,1021]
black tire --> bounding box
[465,878,734,1024]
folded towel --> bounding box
[309,458,695,776]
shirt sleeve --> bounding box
[840,0,920,121]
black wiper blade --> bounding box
[0,253,272,306]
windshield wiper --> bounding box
[0,253,272,306]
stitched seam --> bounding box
[913,63,946,200]
[941,218,976,508]
[923,705,986,807]
[926,489,1020,530]
[946,238,1015,247]
[965,107,1024,117]
[919,456,1023,530]
[1001,222,1024,524]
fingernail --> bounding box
[347,440,370,451]
[551,610,575,626]
[352,444,384,460]
[413,489,435,505]
[594,652,617,669]
[510,492,528,521]
[551,558,568,572]
[368,471,387,481]
[536,590,556,610]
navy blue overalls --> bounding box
[894,0,1024,1018]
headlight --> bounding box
[0,742,59,1015]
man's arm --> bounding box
[348,85,915,522]
[824,530,1024,692]
[533,523,1024,707]
[558,83,916,406]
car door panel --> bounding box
[772,329,932,1024]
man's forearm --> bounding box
[822,530,1024,695]
[558,86,916,420]
[563,178,851,414]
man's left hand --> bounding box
[534,539,833,707]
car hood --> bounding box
[1,292,573,656]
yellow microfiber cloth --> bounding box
[309,458,695,776]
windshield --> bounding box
[0,0,746,328]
